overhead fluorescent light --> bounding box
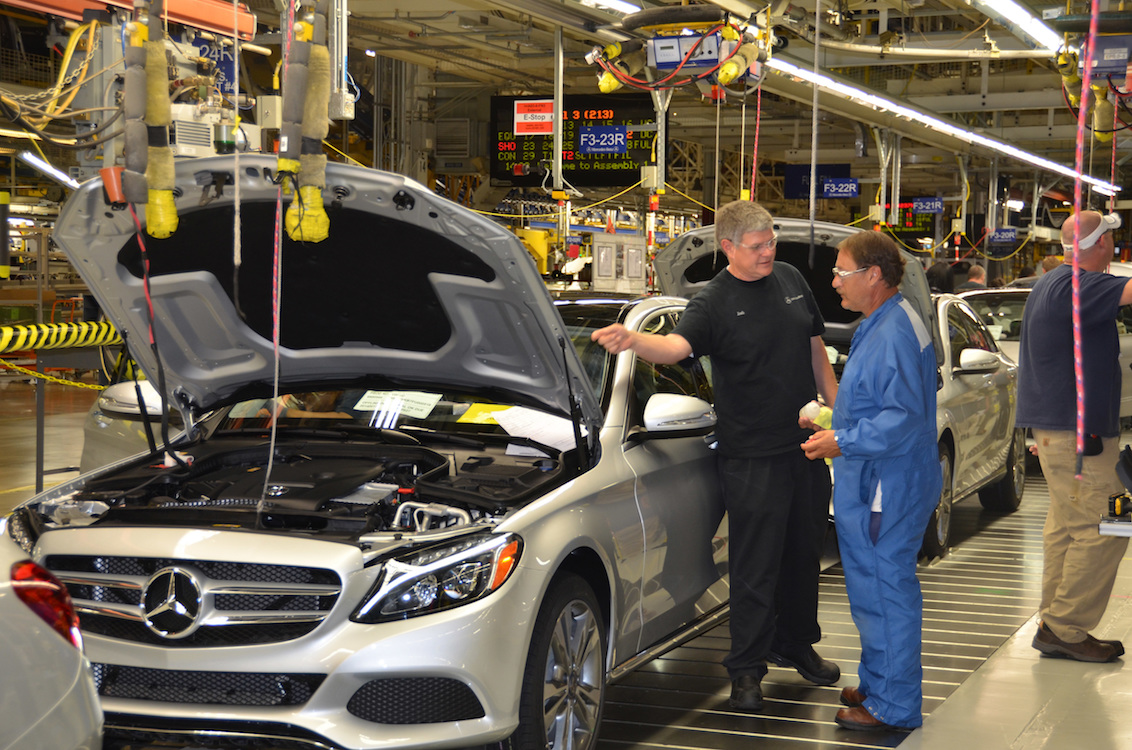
[17,150,80,189]
[579,0,641,14]
[1006,199,1025,211]
[1093,184,1118,197]
[974,0,1062,53]
[766,57,1121,195]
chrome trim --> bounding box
[102,722,337,750]
[608,602,730,683]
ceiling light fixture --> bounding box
[17,151,80,189]
[766,57,1121,195]
[578,0,641,15]
[973,0,1062,53]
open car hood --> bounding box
[54,155,602,432]
[654,218,943,366]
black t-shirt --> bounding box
[674,262,825,457]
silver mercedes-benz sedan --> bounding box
[5,155,728,750]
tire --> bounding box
[922,444,953,558]
[979,427,1027,512]
[511,574,607,750]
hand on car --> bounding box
[591,324,634,354]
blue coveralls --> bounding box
[830,293,941,729]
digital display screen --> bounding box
[490,94,659,188]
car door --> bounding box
[940,298,1017,498]
[620,306,727,651]
[1117,305,1132,420]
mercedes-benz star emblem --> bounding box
[142,567,203,639]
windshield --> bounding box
[962,291,1029,342]
[210,300,620,444]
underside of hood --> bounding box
[53,155,601,432]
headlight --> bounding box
[3,508,38,555]
[351,532,523,623]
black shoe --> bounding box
[767,646,841,685]
[728,675,763,712]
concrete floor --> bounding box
[4,376,1132,749]
[0,377,98,513]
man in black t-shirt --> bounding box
[592,200,840,712]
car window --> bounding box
[631,311,702,424]
[1119,305,1132,335]
[947,302,996,364]
[965,293,1028,342]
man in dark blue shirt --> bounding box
[1016,210,1132,663]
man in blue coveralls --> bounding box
[802,230,941,731]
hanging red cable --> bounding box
[751,85,761,201]
[1071,0,1103,476]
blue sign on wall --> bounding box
[578,126,628,154]
[912,197,944,214]
[822,178,858,198]
[784,164,850,200]
[990,228,1018,243]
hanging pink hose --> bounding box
[750,86,761,200]
[1071,1,1103,476]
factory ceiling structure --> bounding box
[323,0,1130,220]
[0,0,1127,225]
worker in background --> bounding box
[590,200,840,712]
[955,263,987,290]
[802,230,940,732]
[1017,210,1132,662]
[1012,255,1063,288]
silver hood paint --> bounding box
[53,155,602,436]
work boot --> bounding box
[1032,622,1119,662]
[728,675,763,712]
[767,645,841,685]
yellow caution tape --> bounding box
[0,321,122,355]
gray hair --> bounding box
[714,200,774,247]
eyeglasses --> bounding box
[735,235,778,253]
[832,266,870,278]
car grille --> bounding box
[45,554,342,646]
[92,663,325,706]
[346,677,485,724]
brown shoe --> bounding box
[839,686,866,707]
[1033,622,1119,663]
[1090,634,1125,657]
[834,706,913,732]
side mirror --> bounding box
[955,348,999,373]
[642,393,716,434]
[97,380,163,417]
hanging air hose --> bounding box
[143,0,177,238]
[121,6,150,205]
[279,1,331,243]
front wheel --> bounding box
[512,574,607,750]
[978,427,1026,512]
[922,444,954,558]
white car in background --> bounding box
[0,534,102,750]
[961,284,1132,422]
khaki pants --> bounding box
[1034,429,1129,642]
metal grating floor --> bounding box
[598,474,1049,750]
